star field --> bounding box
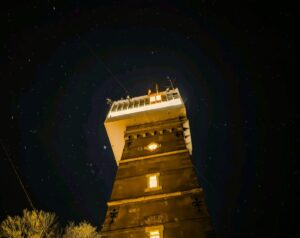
[0,1,297,237]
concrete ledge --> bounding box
[119,149,189,164]
[107,188,203,206]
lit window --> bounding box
[149,94,162,103]
[150,96,156,103]
[155,94,162,101]
[150,230,160,238]
[145,142,160,152]
[146,225,163,238]
[145,173,161,192]
[149,175,158,188]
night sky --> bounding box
[0,1,297,237]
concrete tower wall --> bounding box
[101,117,215,238]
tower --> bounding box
[101,88,215,237]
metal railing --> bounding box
[111,91,180,113]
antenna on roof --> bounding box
[155,83,159,94]
[166,76,175,90]
[169,79,175,90]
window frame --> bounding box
[145,225,164,238]
[145,173,162,192]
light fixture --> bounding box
[145,142,160,151]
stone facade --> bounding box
[101,118,215,237]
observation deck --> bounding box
[104,88,192,165]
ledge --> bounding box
[119,149,189,164]
[107,188,203,206]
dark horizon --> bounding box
[0,1,296,237]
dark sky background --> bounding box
[0,1,297,237]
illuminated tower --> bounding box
[101,88,215,238]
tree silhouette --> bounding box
[0,209,59,238]
[62,221,101,238]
